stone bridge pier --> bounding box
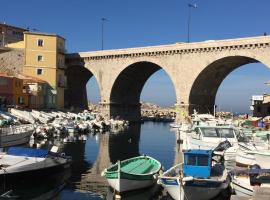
[65,36,270,121]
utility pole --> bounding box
[101,18,107,50]
[187,3,197,43]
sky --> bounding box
[2,0,270,113]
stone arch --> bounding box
[109,61,176,121]
[65,55,98,110]
[188,55,270,113]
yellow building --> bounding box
[23,32,66,109]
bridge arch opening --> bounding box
[86,77,101,108]
[189,56,270,115]
[109,61,176,121]
[65,57,98,111]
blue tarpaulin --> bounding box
[7,147,48,158]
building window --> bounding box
[37,68,43,75]
[37,39,44,47]
[37,55,43,62]
[18,97,24,104]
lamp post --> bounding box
[187,3,197,43]
[101,18,107,50]
[2,31,5,47]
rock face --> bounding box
[0,49,24,75]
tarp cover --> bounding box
[7,147,48,158]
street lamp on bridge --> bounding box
[101,18,107,50]
[187,3,197,43]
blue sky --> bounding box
[2,0,270,113]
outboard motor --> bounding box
[214,140,232,152]
[249,164,262,186]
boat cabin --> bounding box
[183,150,212,179]
[191,126,238,143]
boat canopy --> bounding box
[7,147,49,158]
[183,150,212,179]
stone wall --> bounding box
[0,48,24,75]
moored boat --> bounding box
[101,155,161,193]
[183,125,239,150]
[0,124,34,147]
[158,150,229,200]
[231,166,270,197]
[0,146,71,193]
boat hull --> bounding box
[107,177,156,193]
[0,159,71,192]
[0,130,32,147]
[232,177,253,197]
[160,179,228,200]
[235,149,256,167]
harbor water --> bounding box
[12,122,230,199]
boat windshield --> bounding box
[234,129,249,142]
[201,127,235,138]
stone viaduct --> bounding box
[65,36,270,121]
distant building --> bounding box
[23,32,66,110]
[251,95,270,117]
[0,73,28,108]
[0,23,28,47]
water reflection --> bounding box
[2,169,70,200]
[67,124,141,198]
[108,124,140,163]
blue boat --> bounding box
[158,150,229,200]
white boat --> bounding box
[0,146,71,194]
[170,123,182,128]
[158,150,229,200]
[0,124,34,147]
[231,167,270,197]
[10,108,35,124]
[235,149,270,168]
[183,125,238,150]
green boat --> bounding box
[101,155,161,193]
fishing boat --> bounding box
[0,146,71,193]
[0,124,34,147]
[101,155,161,193]
[158,150,229,200]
